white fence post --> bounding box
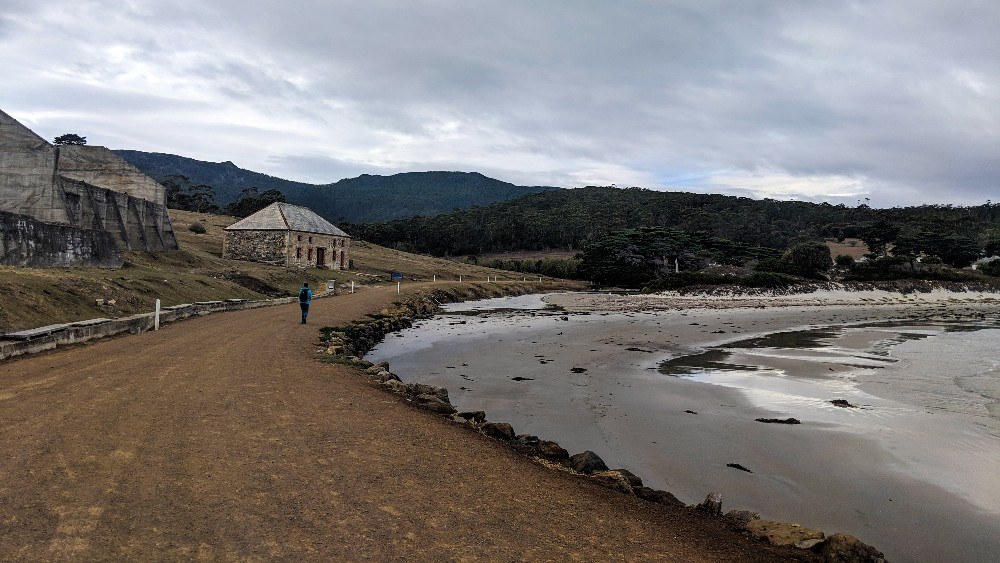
[397,281,401,294]
[351,281,355,293]
[154,299,161,331]
[433,274,436,282]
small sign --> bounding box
[327,280,336,290]
[390,272,403,280]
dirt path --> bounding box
[0,283,809,561]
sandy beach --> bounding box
[368,289,1000,562]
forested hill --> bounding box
[115,150,556,223]
[345,186,1000,256]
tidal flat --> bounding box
[367,292,1000,562]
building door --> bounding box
[316,247,326,267]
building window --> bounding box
[308,248,313,260]
[296,247,302,259]
[308,236,313,243]
[297,235,302,242]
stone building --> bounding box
[0,109,177,268]
[223,202,351,269]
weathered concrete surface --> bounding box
[59,177,177,252]
[0,109,178,266]
[57,145,165,204]
[0,109,68,224]
[0,209,122,268]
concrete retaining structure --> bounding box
[0,292,328,362]
[0,108,178,267]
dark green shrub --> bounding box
[737,272,802,288]
[643,272,734,292]
[980,260,1000,277]
[846,256,976,282]
[834,254,855,267]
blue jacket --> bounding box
[298,287,313,304]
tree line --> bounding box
[346,186,1000,257]
[162,175,285,218]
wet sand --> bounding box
[368,292,1000,562]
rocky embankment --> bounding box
[318,285,886,562]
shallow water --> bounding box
[367,295,1000,562]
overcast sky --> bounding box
[1,1,997,206]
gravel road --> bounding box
[0,283,808,561]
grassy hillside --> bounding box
[0,210,579,332]
[115,150,556,223]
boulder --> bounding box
[413,394,457,415]
[449,413,472,426]
[515,434,540,446]
[696,491,723,515]
[406,383,449,402]
[456,411,486,423]
[633,487,685,507]
[537,440,569,460]
[745,520,824,547]
[725,509,760,527]
[591,470,635,494]
[374,369,399,381]
[510,434,539,453]
[381,380,407,394]
[481,422,515,441]
[568,451,609,474]
[812,533,886,562]
[606,468,643,488]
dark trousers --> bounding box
[300,302,309,322]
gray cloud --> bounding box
[1,1,996,206]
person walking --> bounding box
[298,282,313,324]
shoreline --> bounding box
[363,289,1000,562]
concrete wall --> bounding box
[0,110,69,224]
[57,145,166,205]
[0,109,178,266]
[223,230,288,264]
[0,209,122,268]
[60,178,178,252]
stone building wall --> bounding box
[286,230,350,269]
[223,230,288,265]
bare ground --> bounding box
[0,283,810,561]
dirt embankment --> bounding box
[0,282,826,561]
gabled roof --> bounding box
[225,202,350,237]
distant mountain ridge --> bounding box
[115,150,557,223]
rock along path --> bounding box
[0,283,810,561]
